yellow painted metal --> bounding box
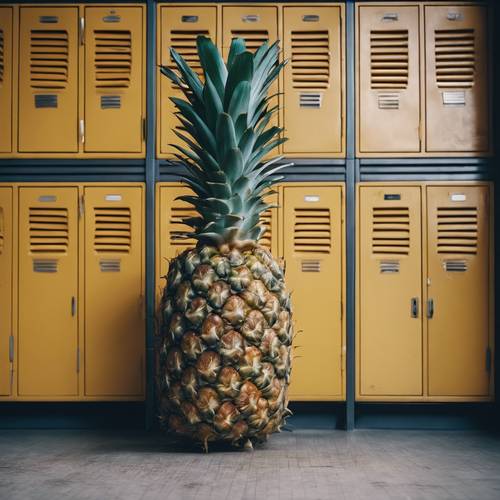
[358,186,423,396]
[358,5,421,154]
[283,6,342,155]
[18,187,78,397]
[84,186,144,397]
[158,6,217,157]
[283,185,344,400]
[425,5,489,153]
[0,7,13,153]
[84,6,144,153]
[0,187,13,395]
[18,7,79,153]
[427,185,491,396]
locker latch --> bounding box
[382,13,398,22]
[79,120,85,144]
[71,297,77,317]
[79,17,85,45]
[427,299,434,319]
[411,298,419,318]
[8,335,14,363]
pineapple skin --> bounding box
[157,244,293,451]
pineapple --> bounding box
[157,36,293,451]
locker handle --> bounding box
[427,299,434,319]
[242,15,260,23]
[382,13,398,22]
[71,297,77,317]
[79,120,85,144]
[79,17,85,45]
[8,335,14,363]
[411,298,419,318]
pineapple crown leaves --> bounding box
[160,36,293,248]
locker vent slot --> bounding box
[0,30,4,84]
[30,30,69,90]
[372,207,410,255]
[35,94,58,108]
[169,30,210,78]
[170,206,197,247]
[435,29,475,88]
[299,92,322,108]
[94,30,132,90]
[291,30,330,90]
[94,207,131,253]
[258,209,272,250]
[437,207,478,255]
[29,207,69,253]
[293,208,331,254]
[99,259,121,272]
[0,208,4,254]
[33,259,58,273]
[231,30,269,53]
[301,260,320,272]
[377,92,400,109]
[101,95,121,109]
[444,259,467,272]
[379,260,400,273]
[370,30,409,89]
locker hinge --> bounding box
[79,120,85,144]
[76,347,80,373]
[8,335,14,363]
[79,195,85,219]
[142,118,147,142]
[486,347,492,373]
[79,17,85,45]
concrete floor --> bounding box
[1,428,500,500]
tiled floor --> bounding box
[1,427,500,499]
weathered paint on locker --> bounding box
[283,185,344,400]
[84,186,144,397]
[358,186,423,397]
[158,6,217,157]
[427,185,490,396]
[283,6,343,155]
[425,5,489,153]
[18,7,79,153]
[358,5,421,154]
[18,187,78,396]
[0,8,13,153]
[0,187,13,395]
[84,6,144,153]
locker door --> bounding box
[425,6,489,153]
[427,186,490,397]
[283,7,342,155]
[0,187,13,395]
[18,7,79,153]
[358,6,420,153]
[84,7,144,153]
[84,187,144,397]
[359,186,422,397]
[18,187,78,397]
[0,8,13,153]
[159,7,217,156]
[283,186,343,400]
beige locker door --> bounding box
[358,6,420,153]
[84,7,144,153]
[18,187,78,397]
[427,186,490,397]
[359,186,422,397]
[84,187,144,397]
[0,8,13,153]
[283,6,342,155]
[0,187,13,395]
[425,6,489,153]
[159,7,217,156]
[18,7,79,153]
[283,186,343,400]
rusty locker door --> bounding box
[84,6,144,153]
[358,5,420,153]
[425,5,489,153]
[0,8,13,153]
[18,187,79,397]
[283,6,342,155]
[283,185,344,400]
[18,7,79,153]
[427,186,491,397]
[158,6,217,157]
[359,186,422,397]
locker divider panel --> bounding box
[0,7,13,153]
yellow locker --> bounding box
[84,186,144,397]
[18,7,79,153]
[18,187,78,397]
[283,6,343,155]
[282,185,343,400]
[425,5,489,153]
[358,5,421,154]
[358,186,423,397]
[84,6,144,153]
[159,6,217,157]
[427,186,491,396]
[0,7,13,153]
[0,187,13,396]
